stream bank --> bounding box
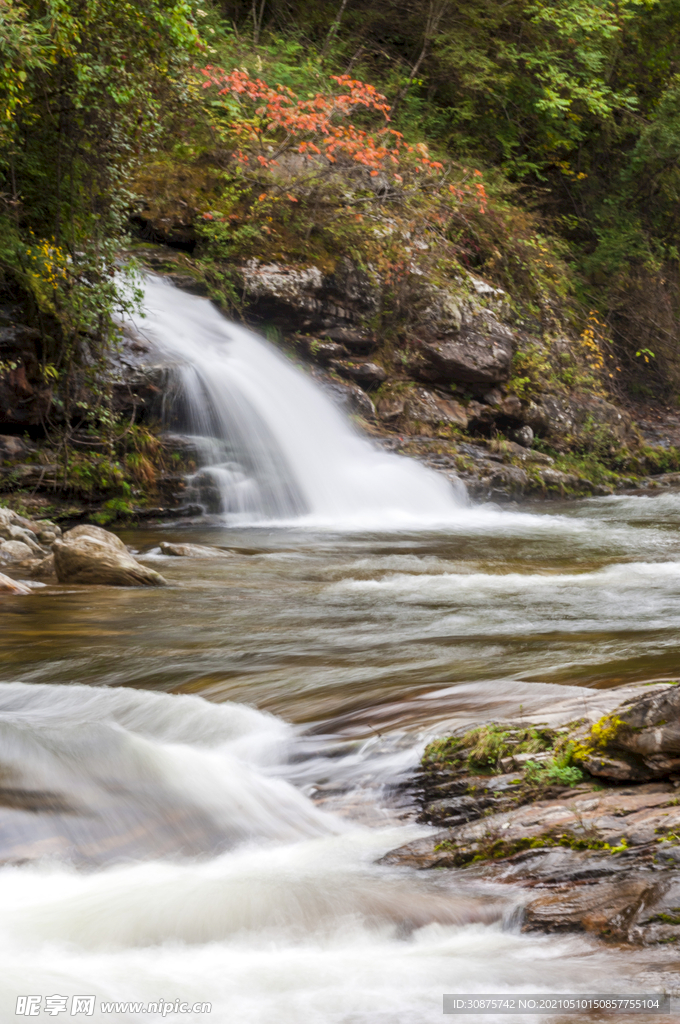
[385,682,680,955]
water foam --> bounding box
[127,275,465,525]
[0,683,638,1021]
[325,560,680,635]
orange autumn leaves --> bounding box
[198,66,444,180]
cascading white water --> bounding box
[0,683,633,1022]
[127,275,465,525]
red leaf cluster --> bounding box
[199,66,444,176]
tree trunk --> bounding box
[391,0,447,115]
[252,0,266,44]
[321,0,350,57]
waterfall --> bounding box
[126,275,465,525]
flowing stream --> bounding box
[0,282,679,1021]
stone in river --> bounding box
[572,683,680,781]
[0,539,34,562]
[1,524,45,555]
[160,542,232,558]
[53,525,167,587]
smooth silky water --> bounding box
[0,279,679,1021]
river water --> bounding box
[1,279,678,1020]
[2,493,680,1022]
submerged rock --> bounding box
[0,572,31,594]
[53,525,167,587]
[160,542,231,558]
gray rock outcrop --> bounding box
[402,388,468,430]
[412,326,514,388]
[383,682,680,949]
[0,539,34,562]
[572,684,680,781]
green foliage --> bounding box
[90,497,134,525]
[587,713,626,749]
[524,747,584,787]
[422,735,465,767]
[6,0,680,406]
[436,827,628,867]
[423,723,555,774]
[508,344,552,400]
[0,0,204,391]
[62,450,129,498]
[212,0,680,395]
[464,725,512,772]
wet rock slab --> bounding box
[383,682,680,947]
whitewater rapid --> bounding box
[0,683,632,1023]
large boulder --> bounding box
[572,684,680,781]
[398,275,513,390]
[412,324,514,388]
[52,525,167,587]
[0,522,44,555]
[238,258,378,331]
[0,540,34,562]
[524,393,633,443]
[160,542,231,558]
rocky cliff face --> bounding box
[0,243,674,516]
[196,252,653,502]
[233,255,636,460]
